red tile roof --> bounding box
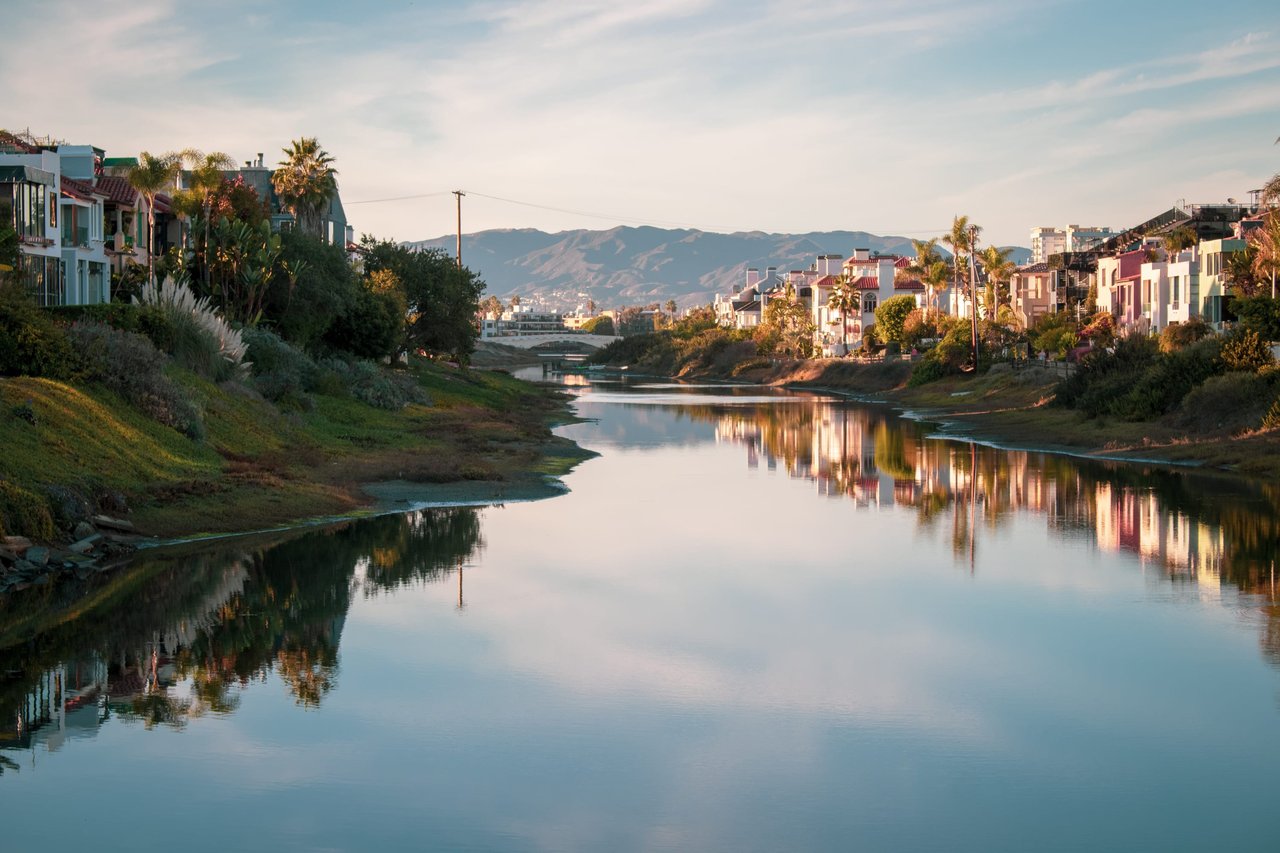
[894,279,925,291]
[850,276,879,290]
[60,176,100,200]
[94,175,138,205]
[812,275,837,288]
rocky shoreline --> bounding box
[0,514,144,593]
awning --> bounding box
[0,164,57,187]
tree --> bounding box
[182,150,237,292]
[755,284,814,357]
[826,276,859,350]
[360,238,485,361]
[1249,211,1280,299]
[874,294,917,346]
[978,245,1015,317]
[581,315,614,335]
[272,137,338,239]
[1162,225,1198,259]
[119,151,181,285]
[943,215,980,312]
[480,295,503,318]
[922,260,951,316]
[509,295,522,310]
[665,299,678,326]
[1225,244,1261,297]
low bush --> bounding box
[67,322,205,439]
[316,357,430,410]
[0,479,56,541]
[0,283,78,379]
[242,326,318,407]
[136,277,248,381]
[1220,329,1275,372]
[1172,368,1280,434]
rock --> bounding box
[0,546,17,564]
[2,536,33,556]
[73,521,96,540]
[92,515,135,533]
[24,546,49,567]
[44,485,93,531]
[68,534,102,555]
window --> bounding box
[862,293,877,313]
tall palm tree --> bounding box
[827,275,859,352]
[182,150,236,291]
[120,151,181,284]
[1162,225,1198,259]
[923,260,951,315]
[978,245,1015,317]
[271,137,338,239]
[943,215,981,316]
[1250,210,1280,299]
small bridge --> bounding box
[481,333,620,350]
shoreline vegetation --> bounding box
[583,326,1280,482]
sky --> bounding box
[5,0,1279,248]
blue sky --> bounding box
[6,0,1279,247]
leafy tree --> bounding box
[873,294,917,346]
[581,315,614,335]
[118,151,181,284]
[755,284,813,357]
[272,137,338,239]
[1231,295,1280,341]
[1030,311,1078,359]
[480,295,503,318]
[181,150,237,292]
[360,238,484,361]
[269,230,360,348]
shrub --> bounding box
[1159,317,1210,353]
[1263,398,1280,431]
[0,479,56,541]
[315,357,430,410]
[0,283,78,379]
[1173,370,1280,434]
[136,276,248,380]
[874,295,916,345]
[1220,329,1274,372]
[67,322,205,439]
[581,315,614,335]
[241,325,318,407]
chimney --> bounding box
[257,153,264,167]
[746,267,760,289]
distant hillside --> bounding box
[407,226,1022,311]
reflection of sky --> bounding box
[5,382,1280,852]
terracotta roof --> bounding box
[153,192,173,214]
[812,275,837,288]
[894,256,911,268]
[60,176,100,200]
[94,175,138,205]
[894,279,925,291]
[850,275,880,290]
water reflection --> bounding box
[0,508,481,765]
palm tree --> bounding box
[183,150,236,292]
[1162,225,1198,259]
[119,151,181,284]
[271,137,338,239]
[978,245,1015,317]
[665,299,678,327]
[827,275,859,352]
[943,215,981,316]
[923,260,951,315]
[1250,210,1280,299]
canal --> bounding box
[3,374,1280,852]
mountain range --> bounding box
[405,226,1031,311]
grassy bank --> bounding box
[0,358,587,542]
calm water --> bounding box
[4,375,1280,852]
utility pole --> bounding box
[968,225,980,372]
[452,190,465,269]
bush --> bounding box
[316,357,430,410]
[1173,369,1280,434]
[0,479,56,541]
[0,283,78,379]
[1220,329,1274,372]
[1159,317,1210,353]
[874,295,916,345]
[581,315,614,336]
[242,326,318,407]
[136,277,247,381]
[67,322,205,439]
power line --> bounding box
[345,185,953,236]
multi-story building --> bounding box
[1030,224,1114,264]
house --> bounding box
[0,133,112,306]
[1196,237,1246,324]
[223,152,352,245]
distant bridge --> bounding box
[481,333,621,351]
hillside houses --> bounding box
[1,131,351,307]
